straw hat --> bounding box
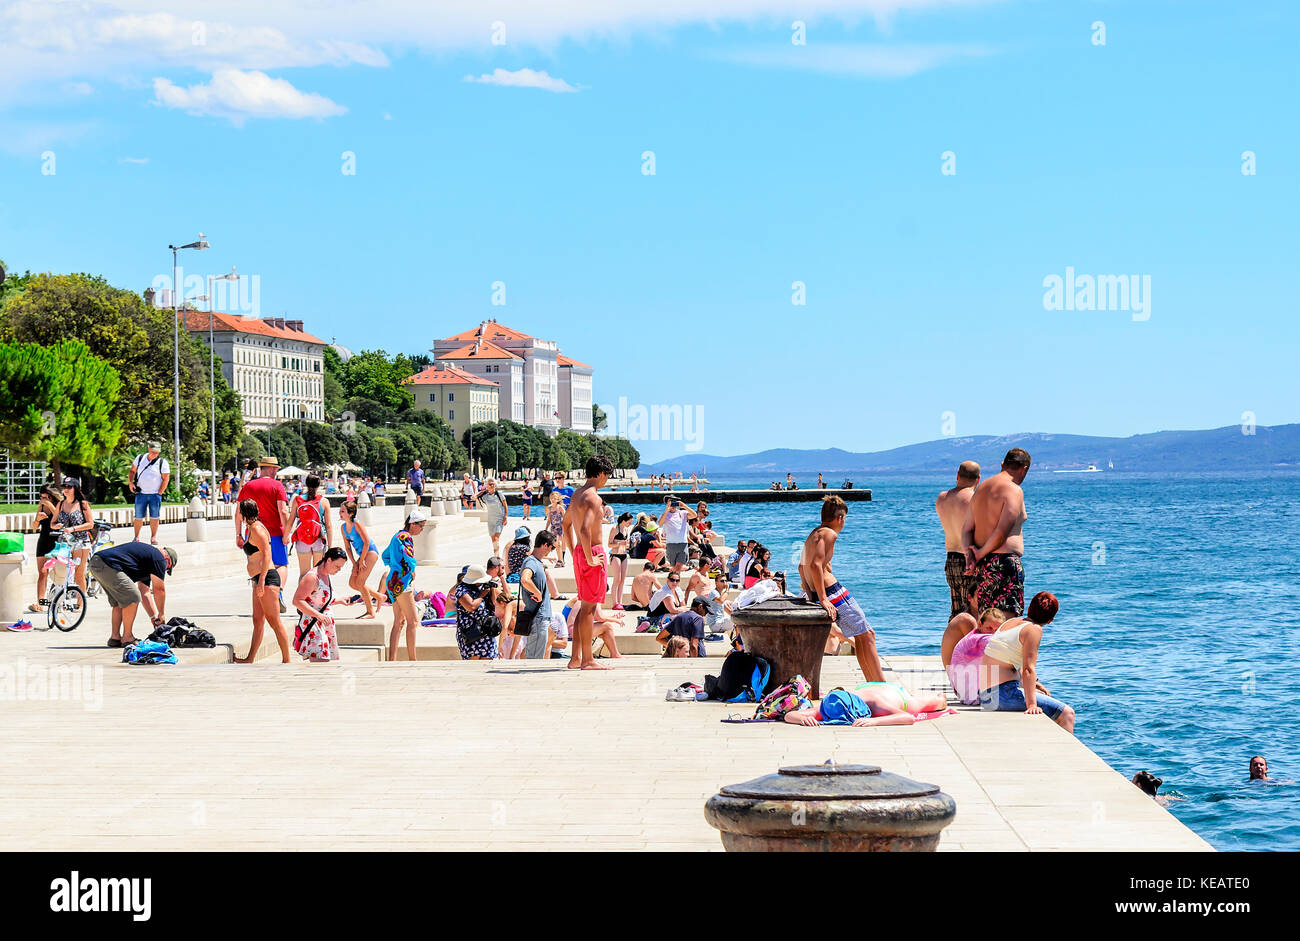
[259,455,281,468]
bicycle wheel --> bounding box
[51,585,87,631]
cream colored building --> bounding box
[404,365,499,440]
[183,312,326,431]
[432,320,593,434]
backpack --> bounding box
[294,498,323,545]
[753,675,812,720]
[704,651,772,703]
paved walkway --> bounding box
[0,510,1211,851]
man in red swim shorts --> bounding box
[562,454,615,670]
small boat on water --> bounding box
[1054,463,1102,474]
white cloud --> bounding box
[120,156,149,163]
[463,68,581,93]
[152,69,347,123]
[717,42,996,78]
[0,1,1004,110]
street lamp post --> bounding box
[383,421,391,482]
[207,268,240,509]
[169,235,209,467]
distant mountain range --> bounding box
[640,424,1300,475]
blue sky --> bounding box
[1,0,1296,462]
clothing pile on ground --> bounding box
[146,616,217,648]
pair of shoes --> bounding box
[612,604,625,611]
[665,687,691,702]
[107,637,123,648]
[9,619,33,632]
[150,538,159,546]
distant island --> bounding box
[639,424,1300,475]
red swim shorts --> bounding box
[574,546,608,604]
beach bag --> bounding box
[704,651,772,703]
[0,532,22,553]
[734,578,781,610]
[122,640,177,665]
[753,675,812,720]
[294,499,323,545]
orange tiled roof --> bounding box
[557,353,591,369]
[182,310,326,345]
[441,321,533,344]
[405,365,499,387]
[439,339,521,361]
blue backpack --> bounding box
[704,651,772,703]
[122,640,177,665]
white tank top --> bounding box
[983,624,1024,670]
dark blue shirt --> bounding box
[97,542,168,584]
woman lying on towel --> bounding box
[784,682,951,727]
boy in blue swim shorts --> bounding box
[799,496,886,683]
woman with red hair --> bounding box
[977,591,1076,733]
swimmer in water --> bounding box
[1249,755,1269,781]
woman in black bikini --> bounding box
[608,512,633,610]
[234,499,291,663]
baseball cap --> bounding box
[407,509,428,525]
[162,547,179,571]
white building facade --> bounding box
[433,321,593,435]
[184,312,326,431]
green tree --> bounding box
[344,350,413,411]
[0,272,243,465]
[232,432,265,472]
[267,425,308,469]
[0,338,124,481]
[592,403,608,433]
[368,434,397,475]
[298,420,345,467]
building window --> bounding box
[428,392,435,402]
[448,409,454,420]
[448,392,455,402]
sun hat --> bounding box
[162,547,179,571]
[514,525,531,542]
[407,509,429,525]
[259,455,281,467]
[462,565,492,585]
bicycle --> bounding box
[39,535,89,632]
[84,520,115,599]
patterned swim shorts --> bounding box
[973,554,1024,616]
[944,551,978,618]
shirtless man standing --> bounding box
[936,461,980,617]
[562,454,615,670]
[962,448,1031,616]
[799,495,885,683]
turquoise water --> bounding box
[613,470,1300,850]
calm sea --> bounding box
[612,470,1300,851]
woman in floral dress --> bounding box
[292,548,347,662]
[453,565,498,660]
[545,492,566,567]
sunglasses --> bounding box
[668,578,680,583]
